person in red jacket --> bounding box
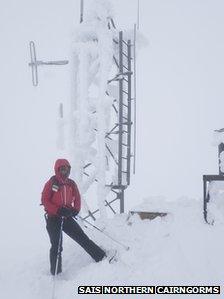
[41,158,106,275]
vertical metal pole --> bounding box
[127,40,132,186]
[80,0,84,23]
[59,103,63,118]
[29,41,38,86]
[118,31,124,213]
[118,31,123,187]
[137,0,140,30]
[119,189,124,213]
[203,177,207,223]
[133,24,137,174]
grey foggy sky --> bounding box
[0,0,224,215]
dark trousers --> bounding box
[46,216,106,275]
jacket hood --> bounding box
[54,159,71,177]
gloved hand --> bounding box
[72,210,79,217]
[57,207,73,217]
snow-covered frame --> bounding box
[70,15,136,220]
[203,130,224,224]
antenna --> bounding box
[28,41,69,86]
[137,0,140,30]
[80,0,84,23]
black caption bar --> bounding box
[78,286,220,295]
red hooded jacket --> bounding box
[41,159,81,216]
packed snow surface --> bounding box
[1,197,223,299]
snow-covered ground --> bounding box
[1,198,223,299]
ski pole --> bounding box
[76,216,130,251]
[51,217,64,299]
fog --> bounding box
[1,0,224,225]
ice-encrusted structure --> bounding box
[68,0,118,219]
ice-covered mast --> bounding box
[70,0,136,220]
